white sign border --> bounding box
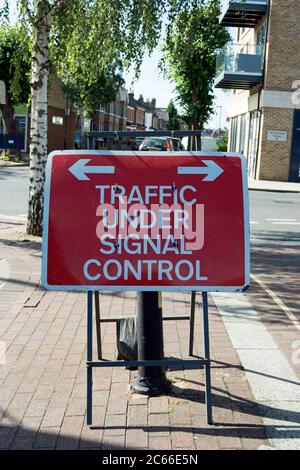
[42,150,250,293]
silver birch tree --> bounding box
[1,0,204,236]
[20,1,70,236]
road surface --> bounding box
[250,190,300,245]
[0,166,28,221]
[1,165,300,230]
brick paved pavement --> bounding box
[0,223,269,450]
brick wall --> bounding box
[265,0,300,91]
[257,107,293,181]
[136,108,145,126]
[127,106,135,123]
[48,107,77,153]
[48,76,68,110]
[152,115,159,129]
[47,75,77,152]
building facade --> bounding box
[89,87,128,133]
[215,0,300,182]
[126,94,169,131]
[0,80,29,152]
[47,76,78,153]
[1,79,169,153]
[0,75,77,154]
[155,108,170,130]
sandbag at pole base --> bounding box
[132,374,172,395]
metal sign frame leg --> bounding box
[189,291,196,356]
[202,292,213,425]
[94,291,102,359]
[85,290,213,426]
[87,291,93,426]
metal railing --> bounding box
[85,130,202,151]
[216,43,263,77]
[0,132,25,151]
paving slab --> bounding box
[249,179,300,193]
[0,223,272,450]
[213,292,300,450]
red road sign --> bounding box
[42,151,250,292]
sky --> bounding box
[1,0,231,129]
[124,47,230,130]
[124,0,231,129]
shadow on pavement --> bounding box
[0,408,104,450]
[251,230,300,244]
[0,168,28,180]
[172,379,300,423]
[1,372,299,449]
[0,238,41,252]
[70,381,299,448]
[211,360,300,388]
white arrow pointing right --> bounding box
[177,160,224,182]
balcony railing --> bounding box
[220,0,268,28]
[215,43,263,89]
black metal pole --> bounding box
[131,292,172,395]
[189,291,196,356]
[202,292,212,424]
[86,291,93,425]
[196,132,202,151]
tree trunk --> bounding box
[188,119,197,151]
[0,101,16,134]
[190,118,202,151]
[27,15,52,236]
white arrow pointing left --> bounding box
[69,159,115,181]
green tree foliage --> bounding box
[217,129,228,152]
[0,0,207,235]
[162,0,230,130]
[166,100,181,130]
[0,24,30,132]
[49,1,205,107]
[59,67,124,119]
[0,0,9,23]
[50,3,125,119]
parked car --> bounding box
[131,137,144,150]
[139,137,185,152]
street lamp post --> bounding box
[64,106,70,150]
[64,74,71,150]
[217,105,222,137]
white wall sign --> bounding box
[267,130,288,142]
[52,116,64,126]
